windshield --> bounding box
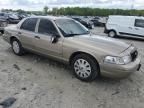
[55,19,89,37]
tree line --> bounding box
[1,7,144,16]
[49,7,144,16]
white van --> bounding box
[105,15,144,38]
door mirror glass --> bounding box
[51,35,59,43]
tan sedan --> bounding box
[3,16,141,81]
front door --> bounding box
[33,18,63,58]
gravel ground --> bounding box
[0,27,144,108]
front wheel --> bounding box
[108,30,117,38]
[71,54,99,82]
[11,39,25,56]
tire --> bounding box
[11,38,25,56]
[71,54,99,82]
[108,30,117,38]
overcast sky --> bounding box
[0,0,144,11]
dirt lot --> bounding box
[0,27,144,108]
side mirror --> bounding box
[51,34,59,43]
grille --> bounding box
[131,50,138,61]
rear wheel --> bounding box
[11,39,25,56]
[71,54,99,82]
[108,30,117,38]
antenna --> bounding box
[131,0,134,10]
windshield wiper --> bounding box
[65,32,90,37]
[65,33,81,37]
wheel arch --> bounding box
[10,36,20,44]
[69,51,100,73]
[108,29,119,35]
[108,29,116,33]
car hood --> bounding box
[0,18,6,22]
[9,15,19,20]
[72,35,130,54]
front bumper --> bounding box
[100,56,141,79]
[2,33,10,43]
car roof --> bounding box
[28,16,72,20]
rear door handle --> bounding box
[135,28,139,30]
[35,36,40,39]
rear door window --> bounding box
[38,19,58,35]
[20,18,38,32]
[135,19,144,28]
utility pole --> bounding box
[131,0,134,10]
[129,0,134,15]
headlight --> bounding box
[104,55,131,65]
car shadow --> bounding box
[5,47,137,85]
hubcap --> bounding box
[109,31,115,37]
[12,41,20,54]
[74,59,91,78]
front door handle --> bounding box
[128,27,132,29]
[35,36,40,39]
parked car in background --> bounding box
[91,16,107,27]
[0,12,20,24]
[72,17,94,29]
[3,16,141,81]
[7,13,20,24]
[0,19,8,34]
[0,12,8,20]
[17,13,27,20]
[98,17,107,26]
[91,18,102,27]
[105,15,144,38]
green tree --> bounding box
[43,6,49,15]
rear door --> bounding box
[33,18,63,58]
[19,18,38,50]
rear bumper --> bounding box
[2,34,10,43]
[100,56,141,79]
